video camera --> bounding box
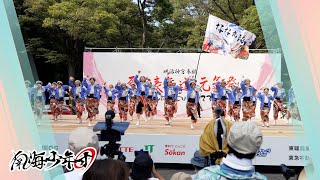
[95,110,130,161]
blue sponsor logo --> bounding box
[256,148,271,157]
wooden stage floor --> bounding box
[38,115,304,136]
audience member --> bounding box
[199,107,232,165]
[190,150,207,172]
[193,122,267,180]
[82,159,130,180]
[131,153,164,180]
[53,127,99,180]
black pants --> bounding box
[197,102,201,118]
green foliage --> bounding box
[16,0,267,78]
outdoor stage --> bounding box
[38,115,307,166]
[38,115,303,137]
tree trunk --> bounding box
[137,0,147,48]
[141,16,147,48]
[68,61,76,78]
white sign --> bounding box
[49,132,307,166]
[83,53,281,118]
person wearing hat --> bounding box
[271,82,286,125]
[199,107,232,166]
[31,81,50,125]
[240,78,257,121]
[131,153,164,180]
[231,86,243,121]
[172,82,182,118]
[163,74,179,125]
[146,84,161,120]
[129,83,138,121]
[69,77,87,123]
[82,76,102,126]
[52,80,70,121]
[134,70,151,125]
[191,150,207,172]
[194,121,267,180]
[287,86,300,123]
[210,86,219,117]
[25,80,32,100]
[115,82,131,122]
[151,85,162,118]
[185,77,200,129]
[103,82,119,112]
[257,87,274,127]
[46,82,58,120]
[215,79,231,118]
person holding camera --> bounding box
[131,152,165,180]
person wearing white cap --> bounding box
[257,88,274,127]
[231,86,243,121]
[271,82,286,125]
[82,76,102,126]
[133,70,150,125]
[69,77,87,123]
[185,77,200,129]
[240,78,257,121]
[31,81,51,125]
[103,82,119,112]
[193,122,267,180]
[163,74,179,125]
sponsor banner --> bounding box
[83,52,281,118]
[47,133,307,166]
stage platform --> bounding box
[38,115,307,166]
[38,115,304,136]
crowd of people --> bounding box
[25,71,299,128]
[54,108,268,180]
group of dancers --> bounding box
[25,71,298,128]
[211,78,297,127]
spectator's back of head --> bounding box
[132,153,153,180]
[82,159,129,180]
[170,172,192,180]
[68,127,99,155]
[227,121,263,159]
[190,151,206,171]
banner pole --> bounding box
[194,51,203,79]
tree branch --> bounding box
[211,0,233,21]
[227,0,238,23]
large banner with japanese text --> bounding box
[83,52,281,118]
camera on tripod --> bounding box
[94,110,130,161]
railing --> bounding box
[84,47,281,53]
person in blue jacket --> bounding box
[69,77,87,123]
[46,82,58,120]
[145,84,161,120]
[231,86,243,121]
[128,83,138,121]
[82,76,102,126]
[53,81,70,121]
[271,82,286,125]
[185,77,200,129]
[172,82,182,118]
[104,82,119,112]
[163,75,178,125]
[287,86,300,123]
[257,87,274,127]
[215,79,230,118]
[115,82,131,122]
[32,81,50,125]
[134,70,150,125]
[240,78,257,121]
[210,86,219,117]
